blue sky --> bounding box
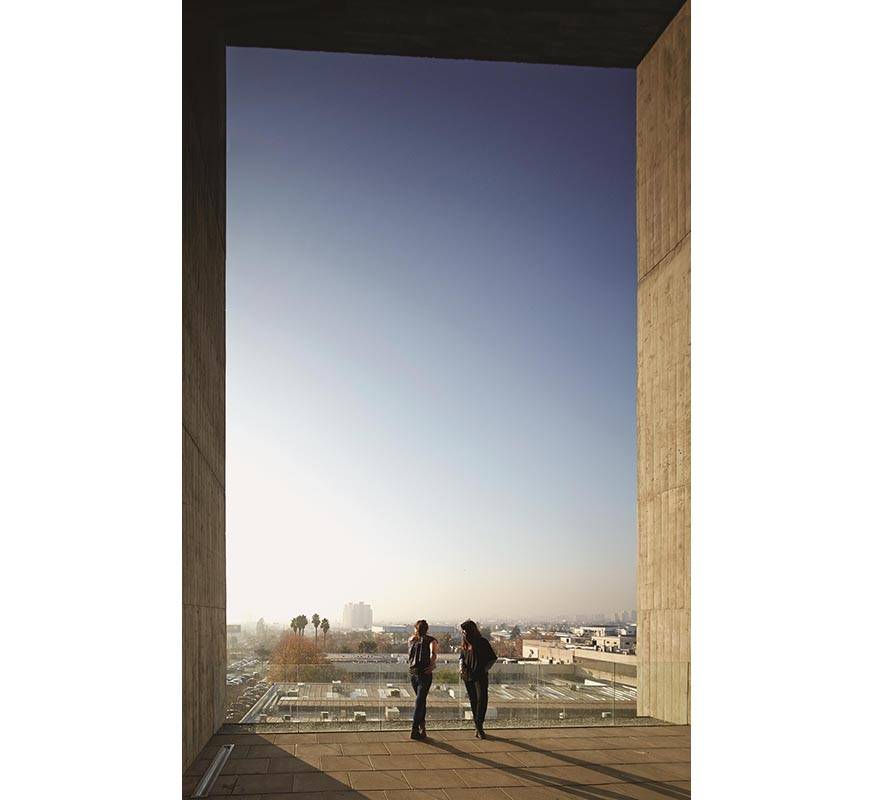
[226,48,637,625]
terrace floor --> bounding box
[184,725,691,799]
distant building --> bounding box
[571,625,618,640]
[379,623,455,635]
[342,602,374,630]
[522,637,637,663]
[593,634,636,654]
[227,624,242,648]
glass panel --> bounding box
[219,637,674,734]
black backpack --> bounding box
[408,635,432,676]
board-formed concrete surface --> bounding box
[635,1,691,725]
[184,725,691,798]
[183,6,228,769]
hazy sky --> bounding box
[226,48,636,627]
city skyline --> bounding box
[226,48,637,624]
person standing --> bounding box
[459,619,497,738]
[408,619,438,739]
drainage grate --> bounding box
[191,743,234,798]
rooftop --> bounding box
[184,724,690,798]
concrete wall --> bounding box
[635,1,691,724]
[180,0,691,765]
[182,7,226,769]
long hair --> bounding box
[410,619,429,642]
[460,619,481,651]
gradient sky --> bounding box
[226,48,637,627]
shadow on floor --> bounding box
[426,731,690,800]
[182,734,376,797]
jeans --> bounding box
[410,673,433,731]
[464,674,489,729]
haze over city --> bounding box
[226,48,637,625]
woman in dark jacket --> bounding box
[459,619,497,738]
[408,619,438,739]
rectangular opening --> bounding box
[222,47,645,731]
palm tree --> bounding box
[320,617,330,644]
[311,613,321,642]
[296,614,308,635]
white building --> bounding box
[341,601,374,630]
[593,634,636,654]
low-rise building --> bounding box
[593,634,636,654]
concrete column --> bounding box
[182,5,226,769]
[635,1,691,724]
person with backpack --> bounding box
[408,619,438,739]
[459,619,497,738]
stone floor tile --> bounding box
[212,734,274,746]
[593,781,691,800]
[210,772,239,794]
[382,790,448,800]
[318,732,364,743]
[296,743,344,757]
[442,790,513,800]
[402,770,468,789]
[618,762,691,781]
[455,769,526,788]
[266,757,320,773]
[430,730,478,741]
[416,754,476,770]
[468,740,525,753]
[507,752,567,769]
[321,755,376,771]
[348,770,412,791]
[362,731,417,742]
[273,734,309,746]
[521,765,621,786]
[369,755,427,771]
[501,787,585,800]
[262,792,385,800]
[223,758,271,775]
[247,744,298,759]
[184,759,212,777]
[291,771,353,792]
[385,741,442,755]
[342,742,391,756]
[231,772,296,794]
[435,740,485,754]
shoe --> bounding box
[410,730,425,740]
[419,725,427,738]
[475,728,487,739]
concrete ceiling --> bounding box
[187,1,686,68]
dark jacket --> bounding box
[459,636,497,681]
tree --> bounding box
[254,644,271,662]
[481,625,493,641]
[511,625,522,640]
[311,613,321,641]
[358,639,378,654]
[320,617,330,643]
[269,631,342,682]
